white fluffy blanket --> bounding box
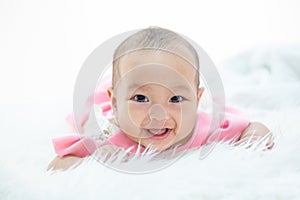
[1,45,300,200]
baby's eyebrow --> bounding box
[172,85,190,91]
[127,84,190,92]
[128,83,144,90]
[127,84,151,93]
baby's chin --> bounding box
[142,140,174,151]
[146,132,195,152]
[128,134,190,152]
[124,132,173,151]
[142,136,191,152]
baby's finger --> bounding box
[235,134,275,150]
[234,135,263,148]
[47,156,60,171]
[47,156,83,171]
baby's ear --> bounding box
[197,87,205,104]
[107,87,117,112]
[107,87,113,99]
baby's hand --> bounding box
[235,122,275,150]
[47,156,84,171]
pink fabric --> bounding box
[52,108,250,157]
[52,135,97,158]
[65,74,113,132]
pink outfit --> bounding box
[52,76,250,158]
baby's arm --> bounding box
[47,155,84,171]
[48,135,97,171]
[235,122,275,149]
[47,144,123,171]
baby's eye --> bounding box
[132,94,149,103]
[169,95,184,103]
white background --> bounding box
[0,0,299,105]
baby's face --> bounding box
[108,50,204,151]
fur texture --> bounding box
[1,46,299,199]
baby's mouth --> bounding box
[145,128,173,140]
[148,128,168,135]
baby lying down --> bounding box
[48,27,274,171]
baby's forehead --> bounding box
[131,83,193,95]
[116,50,197,79]
[112,51,199,94]
[118,50,195,65]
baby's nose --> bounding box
[148,104,167,121]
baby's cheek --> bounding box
[177,105,197,133]
[128,103,149,125]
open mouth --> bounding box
[145,128,172,140]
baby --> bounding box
[48,27,274,171]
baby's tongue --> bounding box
[148,128,166,135]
